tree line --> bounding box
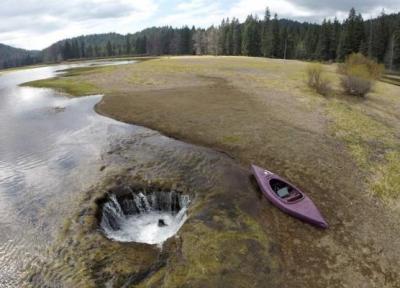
[0,43,40,69]
[2,8,400,70]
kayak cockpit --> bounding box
[269,178,304,203]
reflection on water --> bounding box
[0,61,140,287]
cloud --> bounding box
[0,0,158,49]
[227,0,313,20]
[0,16,64,34]
[289,0,399,21]
[156,1,224,28]
[0,0,156,20]
[0,0,398,50]
[223,0,398,23]
[293,0,399,13]
[155,0,315,29]
[176,0,209,11]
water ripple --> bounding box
[0,61,139,287]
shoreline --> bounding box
[0,56,157,74]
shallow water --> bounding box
[0,60,142,287]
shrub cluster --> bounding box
[338,53,383,97]
[340,75,372,97]
[306,64,332,96]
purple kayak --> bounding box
[251,164,328,229]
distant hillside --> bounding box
[0,43,40,69]
[42,33,126,62]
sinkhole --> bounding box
[99,186,190,245]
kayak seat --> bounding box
[277,187,290,198]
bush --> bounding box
[340,75,372,97]
[338,53,383,97]
[338,53,383,80]
[306,64,332,96]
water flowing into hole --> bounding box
[100,188,190,245]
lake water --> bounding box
[0,59,243,287]
[0,61,144,287]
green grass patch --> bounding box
[221,134,242,144]
[21,77,99,96]
[328,100,395,146]
[327,98,400,201]
[372,151,400,201]
[20,62,123,96]
[160,208,279,287]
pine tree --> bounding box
[281,27,295,59]
[337,8,365,60]
[126,36,132,54]
[62,41,72,60]
[71,39,80,58]
[304,25,319,59]
[218,19,227,55]
[281,26,288,59]
[179,26,193,54]
[372,11,389,62]
[388,18,400,70]
[225,21,234,55]
[232,18,242,55]
[331,18,341,60]
[112,44,117,56]
[395,20,400,69]
[271,14,280,58]
[106,40,112,56]
[80,41,85,58]
[315,19,332,60]
[261,7,272,57]
[294,40,307,59]
[94,45,100,57]
[241,16,251,55]
[241,15,261,56]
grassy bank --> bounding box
[22,66,105,95]
[22,56,400,287]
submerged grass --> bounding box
[20,66,111,96]
[154,207,280,287]
[22,77,99,96]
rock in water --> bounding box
[158,219,167,227]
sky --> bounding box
[0,0,399,50]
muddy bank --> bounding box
[22,56,400,287]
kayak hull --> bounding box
[251,164,328,229]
